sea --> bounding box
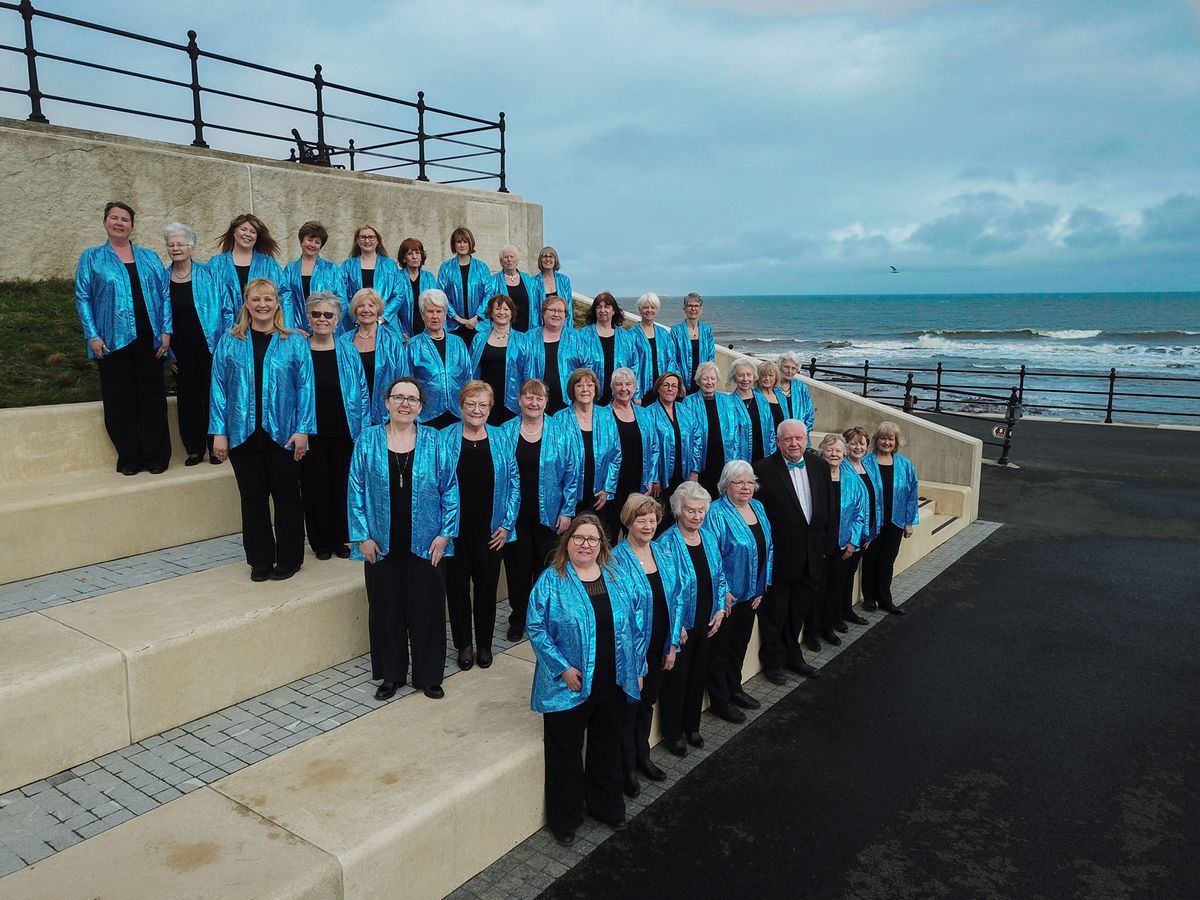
[670,292,1199,425]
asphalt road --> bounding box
[541,419,1200,900]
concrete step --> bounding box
[0,554,367,794]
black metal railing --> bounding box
[0,1,508,190]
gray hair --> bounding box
[538,245,561,272]
[670,480,712,518]
[727,357,756,388]
[611,366,638,389]
[778,353,801,370]
[499,244,520,262]
[717,459,758,496]
[694,361,720,384]
[682,292,704,307]
[306,292,343,316]
[162,221,197,247]
[418,288,448,314]
[777,418,809,440]
[818,433,846,453]
[636,292,661,314]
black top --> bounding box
[480,341,507,412]
[744,396,764,461]
[880,463,894,526]
[250,328,272,433]
[361,267,374,291]
[459,264,471,317]
[690,337,700,381]
[125,262,152,341]
[646,568,668,661]
[750,519,767,587]
[598,333,616,405]
[615,415,643,497]
[387,449,413,553]
[768,399,785,433]
[543,340,563,414]
[507,278,530,332]
[668,407,683,484]
[703,395,723,474]
[168,278,203,349]
[579,427,595,511]
[457,436,495,537]
[410,275,425,336]
[311,347,349,437]
[860,470,877,536]
[235,264,250,293]
[830,480,842,547]
[301,274,311,302]
[647,336,659,384]
[431,335,447,363]
[516,435,541,524]
[359,349,376,398]
[583,576,618,693]
[686,541,713,626]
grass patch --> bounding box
[1,279,101,408]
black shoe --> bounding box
[315,549,333,561]
[862,599,878,611]
[457,649,474,671]
[880,603,906,616]
[423,685,445,699]
[148,466,167,475]
[120,466,140,476]
[833,621,849,634]
[269,565,300,581]
[803,633,821,652]
[209,455,223,465]
[820,631,843,646]
[730,691,760,710]
[623,769,641,798]
[685,731,704,749]
[334,545,352,559]
[846,612,869,625]
[763,668,788,685]
[590,811,627,831]
[787,659,820,678]
[554,830,576,847]
[250,566,271,582]
[375,681,398,701]
[506,625,522,642]
[185,452,204,466]
[638,758,666,781]
[477,650,493,669]
[664,736,688,758]
[710,704,746,724]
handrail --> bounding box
[0,0,509,190]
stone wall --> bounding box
[0,119,543,279]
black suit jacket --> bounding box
[753,449,836,587]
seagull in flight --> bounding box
[889,265,902,273]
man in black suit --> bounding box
[752,419,837,683]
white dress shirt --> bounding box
[788,459,812,523]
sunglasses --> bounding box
[310,310,337,320]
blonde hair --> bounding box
[620,493,663,527]
[459,379,495,407]
[230,278,293,339]
[349,288,383,320]
[756,360,781,387]
[872,420,905,451]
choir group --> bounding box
[75,201,921,846]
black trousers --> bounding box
[171,336,213,456]
[228,431,303,570]
[658,615,713,740]
[621,605,670,771]
[503,521,559,634]
[757,575,819,671]
[819,551,853,629]
[97,332,171,471]
[707,600,756,709]
[841,551,864,617]
[543,683,626,837]
[364,550,447,688]
[300,433,354,554]
[862,522,905,609]
[446,532,503,652]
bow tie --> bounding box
[786,458,806,471]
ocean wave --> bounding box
[899,328,1197,341]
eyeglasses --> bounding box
[569,535,602,547]
[462,402,490,413]
[309,310,337,320]
[389,394,422,405]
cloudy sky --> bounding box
[3,0,1198,295]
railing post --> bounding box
[186,30,207,147]
[348,139,356,171]
[1017,364,1026,405]
[19,0,49,124]
[1105,367,1117,424]
[313,64,327,159]
[416,91,429,182]
[807,357,817,379]
[497,111,508,192]
[997,387,1019,466]
[902,373,915,413]
[934,362,943,412]
[862,359,870,398]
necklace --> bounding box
[391,447,412,489]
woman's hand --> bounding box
[89,337,109,358]
[680,629,688,646]
[688,473,699,482]
[155,334,171,359]
[429,535,450,566]
[212,435,229,463]
[562,667,583,691]
[842,543,856,560]
[287,433,309,462]
[751,595,763,610]
[648,482,661,498]
[662,647,676,670]
[726,592,735,614]
[707,608,725,637]
[488,527,509,551]
[466,316,480,328]
[359,539,380,564]
[556,515,571,535]
[638,675,644,691]
[903,525,914,539]
[593,490,608,510]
